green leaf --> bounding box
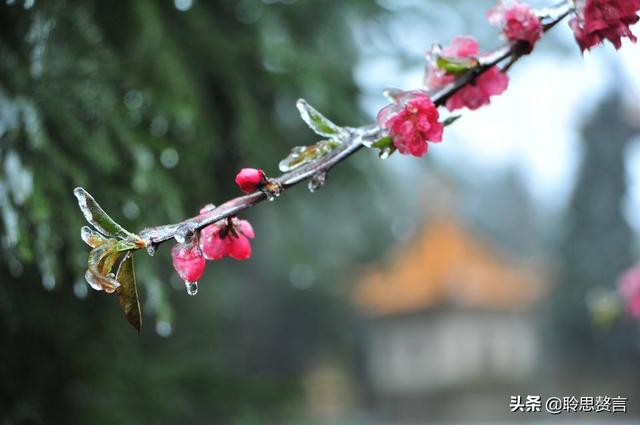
[371,136,393,149]
[436,56,479,74]
[279,139,340,172]
[296,99,344,138]
[74,187,140,241]
[442,115,462,127]
[116,254,142,333]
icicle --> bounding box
[308,171,327,193]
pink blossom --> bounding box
[171,243,206,282]
[376,91,443,157]
[200,217,255,261]
[424,36,478,89]
[487,1,543,52]
[618,263,640,318]
[235,168,265,194]
[443,35,480,57]
[444,67,509,111]
[569,0,640,52]
[424,36,509,111]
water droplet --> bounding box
[308,171,327,193]
[146,244,157,256]
[185,281,198,296]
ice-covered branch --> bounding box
[73,0,640,331]
[133,2,574,249]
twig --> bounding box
[137,1,573,250]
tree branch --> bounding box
[135,1,573,250]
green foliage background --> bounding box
[0,1,386,423]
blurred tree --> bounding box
[0,0,383,423]
[547,83,640,384]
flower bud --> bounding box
[235,168,265,194]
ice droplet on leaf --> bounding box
[278,140,339,172]
[146,244,157,256]
[185,281,198,296]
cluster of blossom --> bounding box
[170,168,263,293]
[377,0,640,158]
[570,0,640,51]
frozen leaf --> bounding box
[86,240,122,293]
[279,140,340,172]
[436,56,479,74]
[296,99,345,138]
[80,226,106,248]
[74,187,141,242]
[85,267,120,293]
[116,254,142,332]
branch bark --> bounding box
[137,1,573,250]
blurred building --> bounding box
[353,217,548,422]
